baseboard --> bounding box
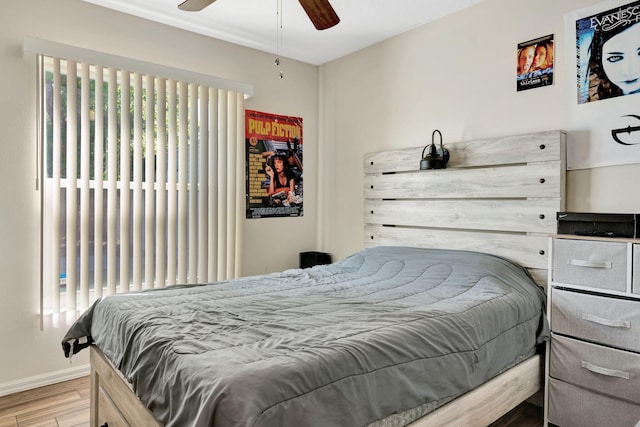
[0,363,90,397]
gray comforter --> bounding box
[62,246,549,427]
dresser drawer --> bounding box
[548,377,640,427]
[551,288,640,352]
[552,239,627,291]
[549,333,640,404]
[634,244,639,295]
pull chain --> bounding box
[275,0,284,78]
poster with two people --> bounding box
[245,110,303,218]
[517,34,555,91]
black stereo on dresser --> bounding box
[557,212,640,238]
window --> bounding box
[31,40,251,325]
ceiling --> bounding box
[81,0,485,65]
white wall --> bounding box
[319,0,640,262]
[0,0,318,387]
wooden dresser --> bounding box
[544,235,640,426]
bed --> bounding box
[63,130,566,427]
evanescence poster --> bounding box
[574,0,640,103]
[245,110,303,219]
[566,0,640,169]
[516,34,554,91]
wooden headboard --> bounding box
[363,130,566,285]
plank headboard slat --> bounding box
[364,130,565,173]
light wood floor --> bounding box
[0,376,542,426]
[0,377,90,427]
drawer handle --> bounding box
[581,361,630,380]
[568,259,612,269]
[582,313,631,329]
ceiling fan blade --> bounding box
[178,0,216,12]
[298,0,340,30]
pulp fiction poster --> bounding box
[565,0,640,169]
[516,34,555,91]
[245,110,303,219]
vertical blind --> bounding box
[36,50,247,326]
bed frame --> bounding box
[89,130,566,426]
[90,345,543,427]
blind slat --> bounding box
[66,61,78,316]
[132,72,143,292]
[94,66,104,300]
[217,92,228,281]
[188,84,198,284]
[120,71,131,294]
[208,88,219,282]
[198,86,209,283]
[145,75,156,289]
[80,63,91,309]
[226,92,236,279]
[51,59,61,314]
[107,67,118,296]
[234,93,245,278]
[156,78,167,288]
[177,81,188,284]
[167,80,178,287]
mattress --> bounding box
[62,246,549,427]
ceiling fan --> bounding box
[178,0,340,31]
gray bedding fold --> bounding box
[62,246,549,427]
